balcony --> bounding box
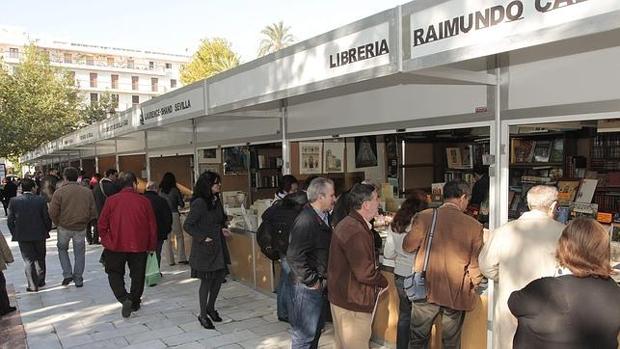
[1,51,180,77]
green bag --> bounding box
[145,252,161,287]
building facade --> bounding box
[0,27,189,111]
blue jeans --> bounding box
[276,258,292,320]
[394,275,412,349]
[290,281,327,349]
[57,227,86,284]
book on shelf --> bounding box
[521,175,553,184]
[575,179,598,203]
[511,139,536,163]
[557,180,581,206]
[431,182,445,203]
[569,202,598,219]
[533,140,552,162]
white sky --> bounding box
[3,0,407,62]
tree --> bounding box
[79,92,117,126]
[0,44,81,159]
[180,38,240,85]
[258,21,295,57]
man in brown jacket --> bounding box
[328,183,388,349]
[49,167,97,287]
[403,180,483,349]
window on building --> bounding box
[63,52,72,64]
[151,78,158,92]
[127,59,134,69]
[111,94,119,108]
[132,95,140,105]
[86,56,94,65]
[90,73,97,88]
[107,57,114,66]
[165,62,172,69]
[132,76,139,90]
[90,93,98,106]
[111,74,119,89]
[170,79,177,88]
[9,48,18,59]
[149,61,154,70]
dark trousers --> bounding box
[0,271,10,312]
[18,241,46,290]
[276,257,292,321]
[198,270,226,317]
[410,300,466,349]
[156,240,165,268]
[1,200,8,216]
[394,275,412,349]
[290,281,327,349]
[86,220,99,244]
[103,250,147,306]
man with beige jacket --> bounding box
[479,185,564,349]
[49,167,97,287]
[0,230,16,316]
[403,180,484,349]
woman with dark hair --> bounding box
[509,218,620,349]
[183,171,231,330]
[274,175,298,202]
[159,172,187,266]
[383,190,429,349]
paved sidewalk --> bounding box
[0,214,389,349]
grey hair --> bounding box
[527,185,558,210]
[146,181,158,192]
[306,177,334,203]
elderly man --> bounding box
[479,185,565,349]
[403,180,484,349]
[287,177,336,349]
[327,183,388,349]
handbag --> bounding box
[403,208,438,301]
[145,252,162,287]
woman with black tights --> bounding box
[183,171,231,329]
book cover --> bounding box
[575,179,598,203]
[557,180,581,205]
[533,140,551,162]
[512,139,536,163]
[446,147,462,169]
[549,138,564,163]
[431,182,445,203]
[461,145,473,169]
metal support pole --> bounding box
[114,139,120,171]
[79,150,83,170]
[144,131,151,182]
[94,143,99,174]
[280,99,291,175]
[192,119,199,184]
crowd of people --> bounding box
[0,168,619,349]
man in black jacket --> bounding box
[7,178,52,292]
[287,177,335,349]
[91,169,119,244]
[143,182,172,269]
[2,178,17,216]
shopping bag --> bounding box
[145,252,161,287]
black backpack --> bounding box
[257,192,307,261]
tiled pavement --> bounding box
[0,213,390,349]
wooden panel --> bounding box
[404,167,434,190]
[97,156,116,174]
[227,232,254,286]
[149,155,193,192]
[119,154,146,178]
[405,143,434,164]
[253,238,274,293]
[372,269,488,349]
[82,159,96,178]
[222,174,249,193]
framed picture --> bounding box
[223,147,248,175]
[549,138,564,163]
[323,141,345,173]
[461,145,473,169]
[557,180,581,205]
[446,147,462,169]
[354,136,378,168]
[299,142,323,175]
[198,148,221,164]
[575,179,598,203]
[533,141,551,162]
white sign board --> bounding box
[139,86,204,127]
[209,22,392,108]
[77,125,98,145]
[99,112,133,139]
[60,133,79,149]
[408,0,620,65]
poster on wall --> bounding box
[199,148,221,164]
[355,136,377,168]
[299,142,323,174]
[323,141,345,173]
[223,147,248,175]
